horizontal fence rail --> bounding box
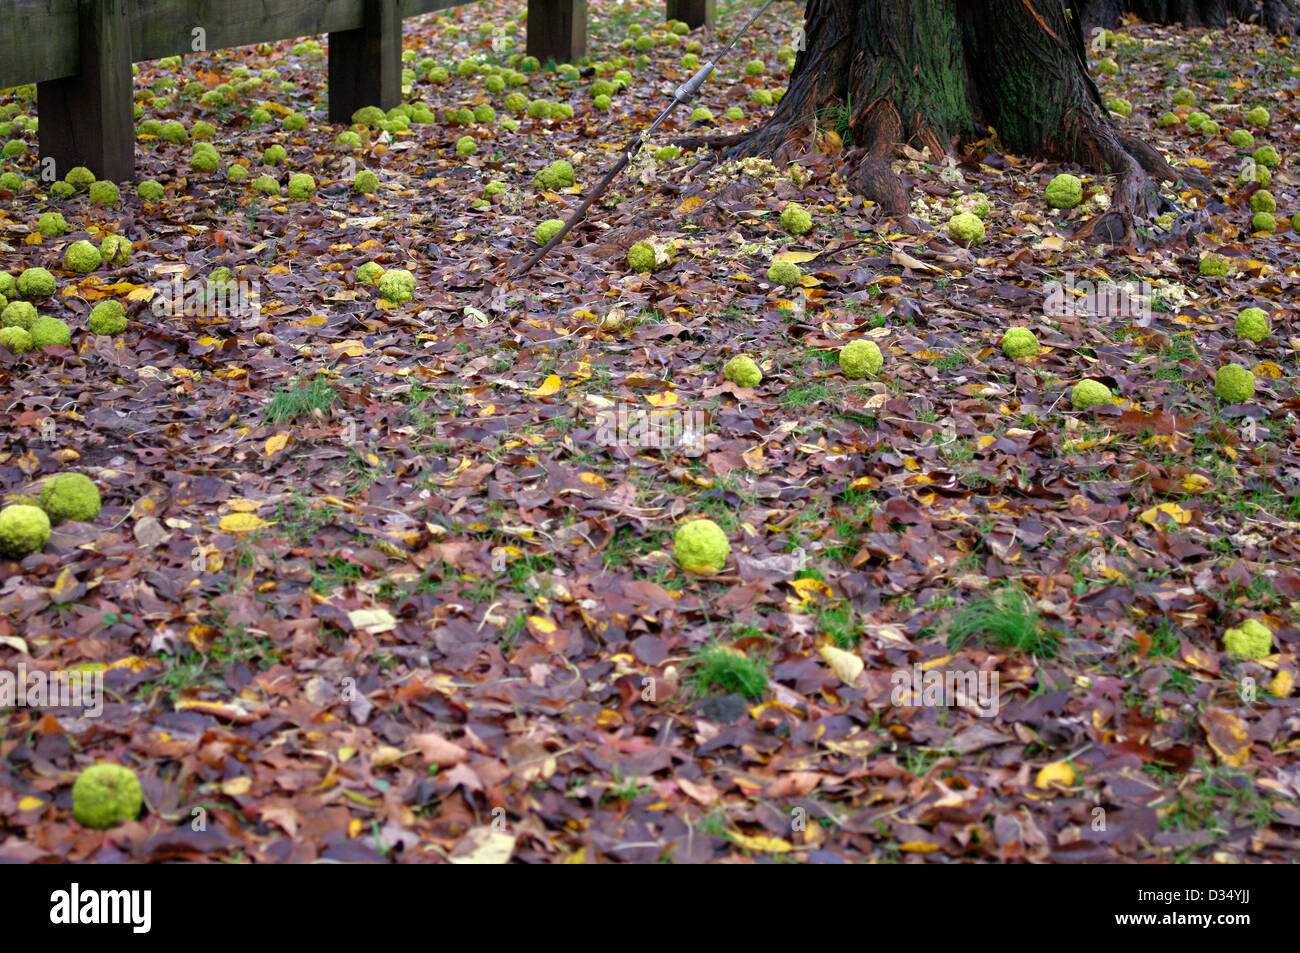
[0,0,717,180]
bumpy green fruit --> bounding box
[534,219,564,245]
[88,300,127,335]
[1156,112,1180,128]
[100,234,131,267]
[63,240,101,274]
[1245,106,1269,127]
[354,263,382,286]
[37,212,68,237]
[1235,307,1270,342]
[1106,98,1132,117]
[1001,327,1039,358]
[766,259,802,287]
[378,268,415,303]
[71,764,143,829]
[455,136,477,157]
[0,325,33,354]
[1185,111,1209,130]
[1045,174,1083,209]
[1199,253,1230,277]
[1096,57,1119,75]
[1227,129,1254,149]
[39,472,101,524]
[780,203,812,236]
[1214,364,1255,402]
[18,267,56,299]
[1223,619,1272,659]
[627,241,657,273]
[948,212,985,244]
[723,355,762,388]
[673,518,730,572]
[64,166,95,191]
[533,160,575,190]
[1172,87,1196,107]
[1252,145,1280,168]
[1250,189,1276,213]
[30,316,71,348]
[353,170,379,194]
[0,503,50,557]
[88,180,120,207]
[839,339,882,378]
[689,107,713,123]
[1252,212,1276,233]
[2,301,36,329]
[190,148,219,172]
[137,179,165,201]
[1071,379,1114,409]
[287,173,316,201]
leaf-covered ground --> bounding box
[1,1,1299,863]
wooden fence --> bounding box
[0,0,717,181]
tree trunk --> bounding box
[1076,0,1300,33]
[700,0,1194,236]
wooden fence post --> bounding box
[666,0,716,30]
[329,0,402,123]
[527,0,587,64]
[36,0,134,182]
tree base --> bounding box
[685,0,1212,241]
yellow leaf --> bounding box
[676,196,704,214]
[646,391,678,407]
[527,615,557,634]
[221,776,253,796]
[1139,502,1194,528]
[1199,708,1251,767]
[1035,762,1075,790]
[347,608,398,634]
[790,577,833,603]
[898,841,942,853]
[219,512,274,533]
[1255,360,1283,379]
[48,566,80,601]
[17,796,45,811]
[371,745,406,767]
[773,250,820,264]
[727,832,792,853]
[1269,670,1294,697]
[1179,473,1214,494]
[579,471,607,489]
[449,827,517,864]
[225,498,263,512]
[529,374,562,397]
[264,432,289,456]
[819,644,864,685]
[330,340,369,358]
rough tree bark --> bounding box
[696,0,1196,238]
[1077,0,1300,33]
